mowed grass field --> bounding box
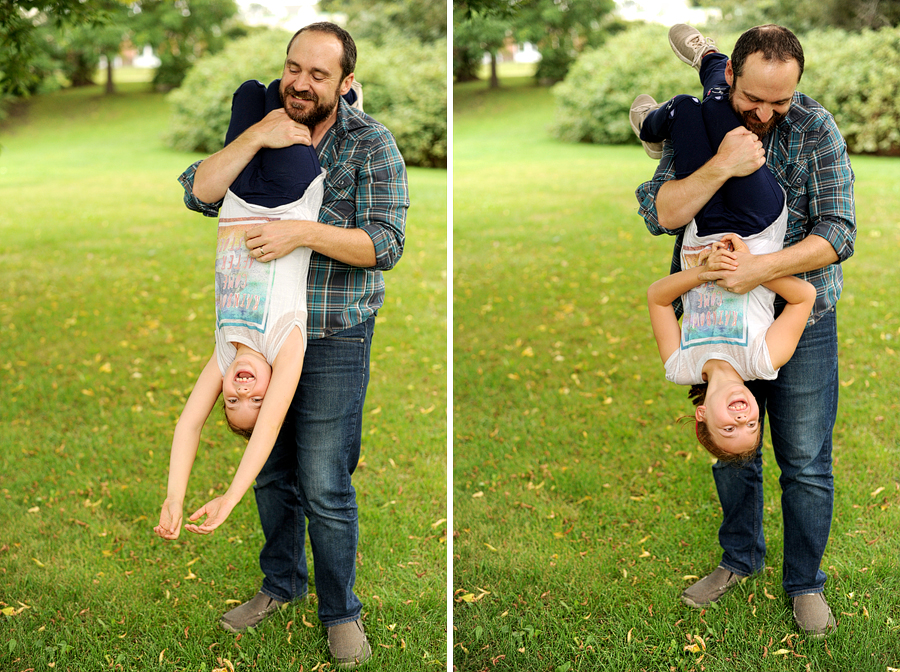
[0,81,447,671]
[452,76,900,671]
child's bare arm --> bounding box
[762,275,817,369]
[185,328,306,535]
[647,265,705,364]
[154,354,221,540]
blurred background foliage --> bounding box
[453,0,900,155]
[1,0,447,168]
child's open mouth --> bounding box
[728,400,748,411]
[235,370,256,383]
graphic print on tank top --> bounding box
[681,243,750,349]
[215,215,279,334]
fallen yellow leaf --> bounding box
[871,487,885,497]
[772,648,791,656]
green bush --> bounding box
[164,30,447,168]
[354,37,447,168]
[801,28,900,155]
[552,23,900,155]
[550,24,726,146]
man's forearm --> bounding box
[192,133,262,204]
[760,233,839,281]
[304,223,377,267]
[657,159,731,230]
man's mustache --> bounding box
[284,87,317,102]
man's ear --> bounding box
[339,73,355,96]
[724,60,734,88]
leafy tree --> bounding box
[36,0,133,94]
[452,0,618,86]
[317,0,446,44]
[130,0,238,90]
[691,0,900,32]
[514,0,616,83]
[0,0,111,95]
[453,3,509,86]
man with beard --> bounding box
[176,22,408,668]
[635,24,855,636]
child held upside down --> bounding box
[154,79,348,539]
[631,55,816,461]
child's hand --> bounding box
[707,241,739,272]
[184,495,237,535]
[154,498,184,540]
[719,233,750,254]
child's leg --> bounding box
[699,93,785,237]
[226,80,266,146]
[641,95,713,178]
[699,51,729,98]
[252,80,322,207]
[229,80,322,208]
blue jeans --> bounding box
[254,317,374,626]
[713,309,838,596]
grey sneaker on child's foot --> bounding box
[629,94,663,159]
[328,618,372,669]
[792,592,836,637]
[681,566,744,607]
[219,591,286,632]
[668,24,717,70]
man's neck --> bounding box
[310,106,340,149]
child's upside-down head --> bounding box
[222,348,273,439]
[688,382,762,462]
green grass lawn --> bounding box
[453,77,900,671]
[0,81,447,671]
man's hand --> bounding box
[245,220,309,261]
[154,498,184,540]
[704,234,750,273]
[184,495,237,535]
[716,127,767,178]
[251,109,312,150]
[699,248,769,294]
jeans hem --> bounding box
[720,561,764,578]
[260,586,307,604]
[320,612,363,629]
[786,587,826,599]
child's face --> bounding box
[222,350,273,431]
[697,383,760,454]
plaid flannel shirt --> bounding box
[179,98,409,339]
[636,90,856,324]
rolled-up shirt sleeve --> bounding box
[177,160,223,217]
[355,132,409,272]
[807,117,856,263]
[635,142,679,237]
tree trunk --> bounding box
[105,55,115,95]
[489,51,499,89]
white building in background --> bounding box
[615,0,720,26]
[237,0,344,29]
[133,46,161,69]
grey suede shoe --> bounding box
[219,591,286,633]
[328,618,372,668]
[681,566,745,608]
[629,94,663,159]
[668,24,718,71]
[792,592,836,636]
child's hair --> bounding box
[686,384,760,463]
[222,401,254,441]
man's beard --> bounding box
[729,88,786,137]
[281,84,340,128]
